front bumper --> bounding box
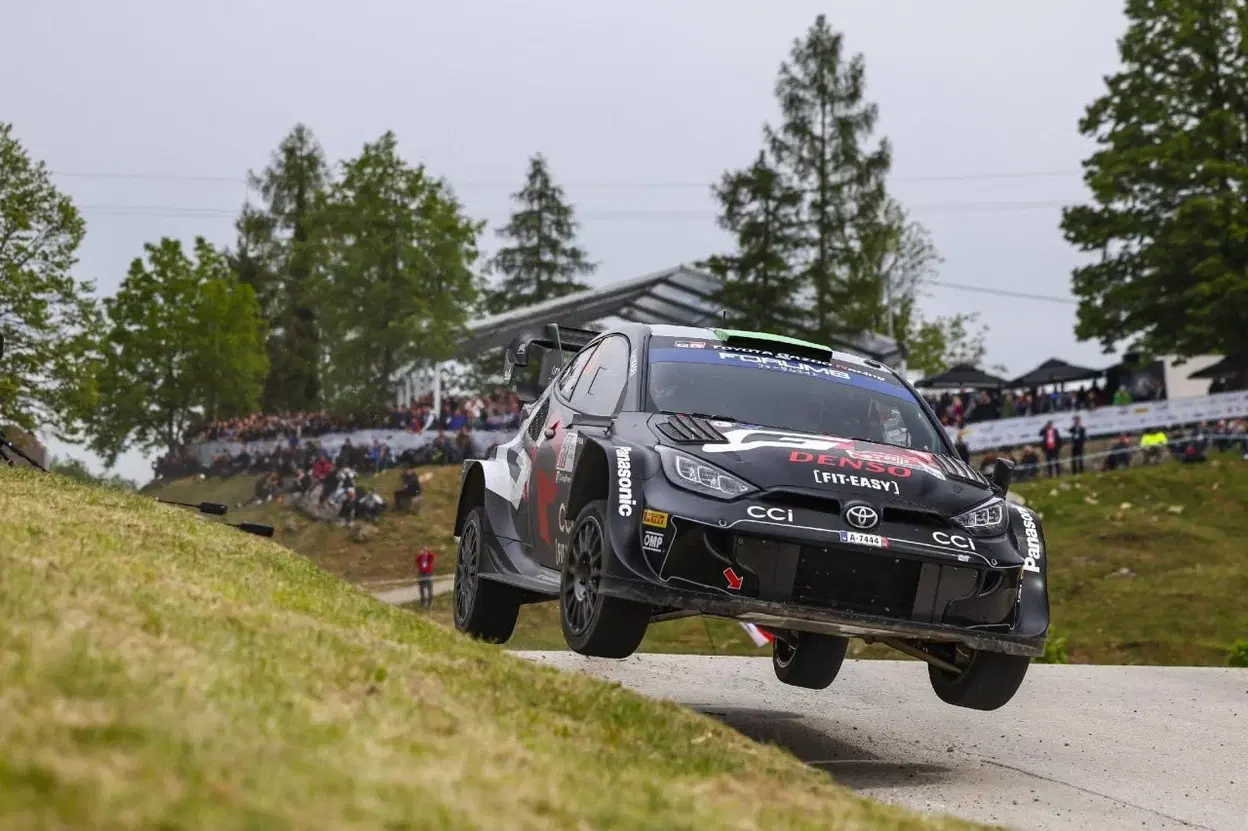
[603,476,1050,657]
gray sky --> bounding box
[3,0,1128,483]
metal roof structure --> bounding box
[394,263,904,404]
[450,263,904,363]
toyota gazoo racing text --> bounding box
[450,323,1050,711]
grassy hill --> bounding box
[1012,455,1248,665]
[0,466,981,831]
[149,452,1248,666]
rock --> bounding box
[1119,502,1132,510]
[1084,496,1098,505]
[283,520,300,534]
[1166,504,1185,514]
[1108,566,1136,579]
[349,523,378,542]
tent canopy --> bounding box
[916,363,1010,390]
[1009,357,1103,387]
[1187,353,1247,380]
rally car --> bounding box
[450,323,1050,710]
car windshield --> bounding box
[645,337,947,452]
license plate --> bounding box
[839,530,889,548]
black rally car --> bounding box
[450,323,1050,710]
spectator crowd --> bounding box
[923,382,1147,430]
[149,390,526,525]
[952,417,1248,482]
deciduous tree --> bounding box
[87,237,268,464]
[0,122,102,438]
[1060,0,1248,360]
[317,131,483,412]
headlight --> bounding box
[657,446,755,500]
[952,497,1008,537]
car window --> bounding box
[569,335,631,416]
[644,337,946,452]
[557,342,600,399]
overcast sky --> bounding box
[3,0,1128,483]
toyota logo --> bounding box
[844,504,879,530]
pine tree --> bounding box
[230,124,330,413]
[702,150,806,332]
[317,131,483,413]
[466,154,596,389]
[1060,0,1248,361]
[486,153,595,313]
[766,14,893,343]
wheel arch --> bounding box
[567,438,611,520]
[454,461,488,536]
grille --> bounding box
[881,505,947,529]
[791,545,922,618]
[759,489,841,515]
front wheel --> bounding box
[560,499,651,658]
[928,646,1032,710]
[452,506,521,643]
[772,631,850,689]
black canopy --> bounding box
[1187,354,1247,380]
[1009,357,1103,387]
[915,363,1010,390]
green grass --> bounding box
[0,466,985,830]
[151,468,460,583]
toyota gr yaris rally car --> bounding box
[450,323,1050,710]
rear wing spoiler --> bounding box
[502,323,600,399]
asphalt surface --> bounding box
[371,576,453,605]
[517,652,1248,831]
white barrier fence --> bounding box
[948,389,1248,452]
[188,427,518,465]
[187,390,1248,464]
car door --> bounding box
[532,334,633,569]
[524,341,601,566]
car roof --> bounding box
[639,323,896,375]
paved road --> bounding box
[371,576,453,606]
[518,653,1248,831]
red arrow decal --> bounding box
[723,567,743,591]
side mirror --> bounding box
[991,457,1015,493]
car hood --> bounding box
[648,413,995,515]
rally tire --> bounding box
[928,648,1032,711]
[772,631,850,689]
[560,499,651,658]
[452,506,520,644]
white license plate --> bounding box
[839,530,889,548]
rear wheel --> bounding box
[928,645,1032,710]
[452,506,520,643]
[772,631,850,689]
[560,499,651,658]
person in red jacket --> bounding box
[415,548,435,608]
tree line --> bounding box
[4,5,1242,469]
